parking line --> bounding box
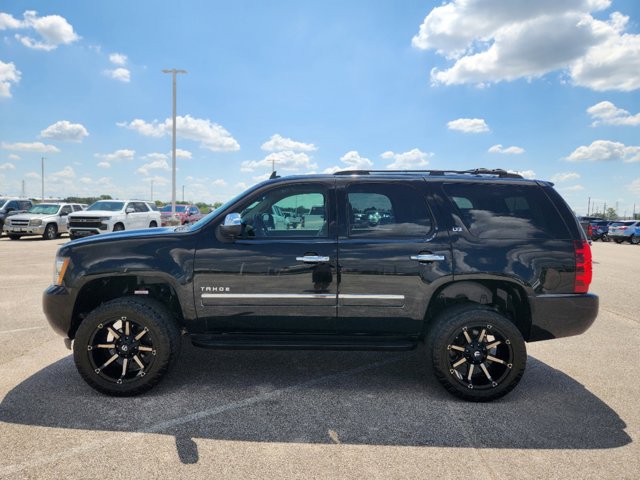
[0,326,46,335]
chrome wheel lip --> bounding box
[446,323,514,390]
[86,317,155,384]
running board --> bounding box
[190,334,418,351]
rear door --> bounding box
[336,179,453,334]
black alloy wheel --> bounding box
[427,305,526,402]
[43,223,57,240]
[73,297,181,396]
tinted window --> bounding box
[443,183,569,239]
[133,202,149,212]
[87,201,125,211]
[60,205,73,215]
[346,183,432,237]
[239,185,328,238]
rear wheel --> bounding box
[73,297,181,396]
[630,235,640,245]
[426,305,526,402]
[43,223,57,240]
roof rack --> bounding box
[333,168,523,179]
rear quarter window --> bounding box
[443,183,570,239]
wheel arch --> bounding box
[69,274,185,339]
[423,279,533,341]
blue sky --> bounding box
[1,0,639,215]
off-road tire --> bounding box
[73,297,181,396]
[426,304,526,402]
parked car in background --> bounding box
[3,203,83,240]
[68,200,161,239]
[608,220,640,244]
[0,198,34,237]
[159,204,203,226]
[590,220,611,242]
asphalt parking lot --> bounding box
[0,236,638,479]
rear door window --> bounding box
[443,183,570,239]
[346,183,432,238]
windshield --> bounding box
[28,204,61,215]
[160,205,187,213]
[87,201,125,212]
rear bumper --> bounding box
[528,293,598,342]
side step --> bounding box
[190,334,418,351]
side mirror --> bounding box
[126,207,135,214]
[219,213,243,237]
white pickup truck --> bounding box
[3,203,84,240]
[67,200,161,239]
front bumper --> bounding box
[528,293,599,342]
[43,284,75,339]
[3,224,46,235]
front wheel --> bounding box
[426,305,526,402]
[73,297,181,396]
[630,235,640,245]
[8,234,20,240]
[113,223,125,232]
[43,223,57,240]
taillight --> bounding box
[620,226,628,230]
[574,240,592,293]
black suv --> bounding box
[43,169,598,401]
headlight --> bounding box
[29,219,43,226]
[99,216,112,222]
[54,255,70,286]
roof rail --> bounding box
[333,168,523,179]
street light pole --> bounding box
[162,68,187,219]
[41,157,45,201]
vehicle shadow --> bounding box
[0,339,631,464]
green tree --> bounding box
[605,208,618,220]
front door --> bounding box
[193,181,338,333]
[336,180,453,334]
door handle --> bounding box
[410,254,445,262]
[296,255,330,263]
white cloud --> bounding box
[0,60,21,97]
[104,67,130,83]
[8,154,20,160]
[323,151,373,173]
[383,148,433,169]
[50,166,75,179]
[628,178,640,195]
[118,115,240,151]
[241,151,317,172]
[560,184,585,192]
[0,162,15,170]
[9,10,80,51]
[40,120,89,142]
[551,172,581,183]
[97,161,111,169]
[25,172,40,179]
[261,134,317,152]
[143,153,168,161]
[413,1,640,92]
[136,159,171,176]
[95,149,135,161]
[488,144,525,154]
[175,149,192,159]
[565,140,640,162]
[0,13,22,29]
[1,141,60,153]
[587,101,640,127]
[212,179,227,187]
[109,53,127,66]
[509,169,536,179]
[447,118,490,133]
